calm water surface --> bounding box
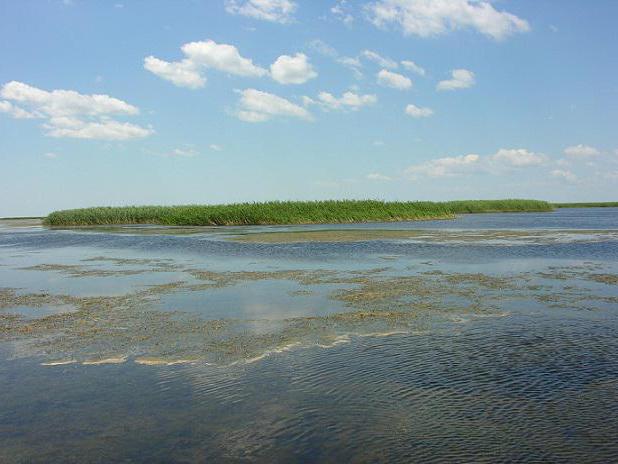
[1,208,617,463]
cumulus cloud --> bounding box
[437,69,475,91]
[225,0,297,23]
[405,154,480,179]
[2,81,138,116]
[405,104,433,118]
[490,148,545,167]
[365,0,530,40]
[361,50,398,69]
[551,169,577,182]
[400,60,425,76]
[0,99,38,119]
[143,57,205,89]
[304,91,377,111]
[144,40,267,88]
[235,88,312,122]
[270,53,317,84]
[564,144,600,158]
[401,147,562,182]
[44,118,152,140]
[367,172,392,181]
[182,41,267,77]
[377,69,412,90]
[0,81,152,140]
[209,144,223,151]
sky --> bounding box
[1,0,617,217]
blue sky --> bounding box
[1,0,617,216]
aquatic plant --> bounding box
[553,202,618,208]
[43,199,553,227]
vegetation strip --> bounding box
[44,199,552,227]
[553,202,618,208]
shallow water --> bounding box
[1,208,617,462]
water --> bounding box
[1,208,617,463]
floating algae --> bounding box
[588,274,618,285]
[1,261,617,367]
[229,228,618,245]
[20,264,148,278]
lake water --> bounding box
[1,208,617,462]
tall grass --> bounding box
[553,202,618,208]
[44,199,553,227]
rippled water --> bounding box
[1,208,617,463]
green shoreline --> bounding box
[553,202,618,208]
[1,200,615,227]
[42,199,553,227]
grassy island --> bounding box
[553,202,618,208]
[43,199,553,227]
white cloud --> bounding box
[44,118,152,140]
[437,69,475,91]
[400,60,425,76]
[308,39,338,58]
[337,56,364,78]
[551,169,577,182]
[0,100,38,119]
[405,103,433,118]
[305,91,377,111]
[308,40,363,78]
[402,147,556,181]
[361,50,398,69]
[331,0,354,25]
[491,148,545,167]
[564,144,600,158]
[365,0,530,40]
[0,81,152,140]
[143,57,205,89]
[44,152,58,159]
[377,69,412,90]
[235,88,312,122]
[209,144,223,151]
[367,172,392,181]
[182,40,267,77]
[405,154,480,179]
[270,53,317,84]
[1,81,138,116]
[145,40,267,88]
[165,147,199,158]
[225,0,297,23]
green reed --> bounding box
[44,199,553,227]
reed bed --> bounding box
[553,202,618,208]
[44,199,553,227]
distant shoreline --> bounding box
[553,202,618,208]
[3,201,617,226]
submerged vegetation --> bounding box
[1,259,616,366]
[44,199,553,227]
